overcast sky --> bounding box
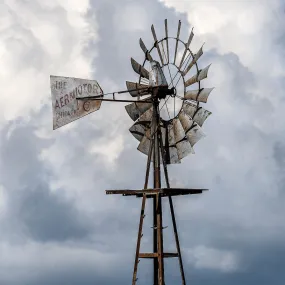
[1,0,285,284]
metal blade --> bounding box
[168,123,176,146]
[131,58,149,79]
[129,122,147,142]
[193,107,212,127]
[185,64,211,87]
[178,110,205,146]
[169,146,181,164]
[182,102,212,127]
[138,106,153,123]
[126,81,149,97]
[151,24,164,66]
[138,134,151,156]
[176,139,193,159]
[167,123,181,163]
[174,20,181,65]
[184,87,214,103]
[129,106,153,145]
[186,124,206,147]
[173,118,186,142]
[161,125,167,147]
[125,97,152,121]
[178,111,194,131]
[137,130,162,162]
[173,118,193,159]
[139,38,153,61]
[183,45,204,76]
[164,19,169,64]
[179,28,194,69]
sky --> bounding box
[1,0,285,284]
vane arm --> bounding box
[76,85,161,99]
[76,86,153,103]
[77,97,152,103]
[76,84,168,103]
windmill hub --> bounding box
[152,86,176,100]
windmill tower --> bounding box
[51,19,213,285]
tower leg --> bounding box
[153,196,158,285]
[153,102,165,285]
[168,196,186,285]
[132,137,153,285]
[159,126,186,285]
[132,194,147,285]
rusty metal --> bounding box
[153,103,165,285]
[138,252,178,258]
[78,98,151,103]
[152,101,160,285]
[158,131,187,285]
[105,188,207,196]
[76,85,151,99]
[132,133,154,285]
[164,253,179,258]
[139,253,158,258]
[119,20,213,283]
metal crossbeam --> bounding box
[106,188,207,197]
[139,253,179,258]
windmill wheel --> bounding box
[125,19,214,164]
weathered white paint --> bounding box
[50,75,103,129]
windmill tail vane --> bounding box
[50,19,214,285]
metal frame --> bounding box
[52,19,212,285]
[139,37,201,122]
[106,20,209,285]
[107,95,207,285]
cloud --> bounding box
[113,3,148,32]
[1,0,285,284]
[0,0,97,123]
[0,240,124,285]
[186,245,239,273]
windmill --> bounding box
[50,19,214,285]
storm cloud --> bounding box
[1,0,285,284]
